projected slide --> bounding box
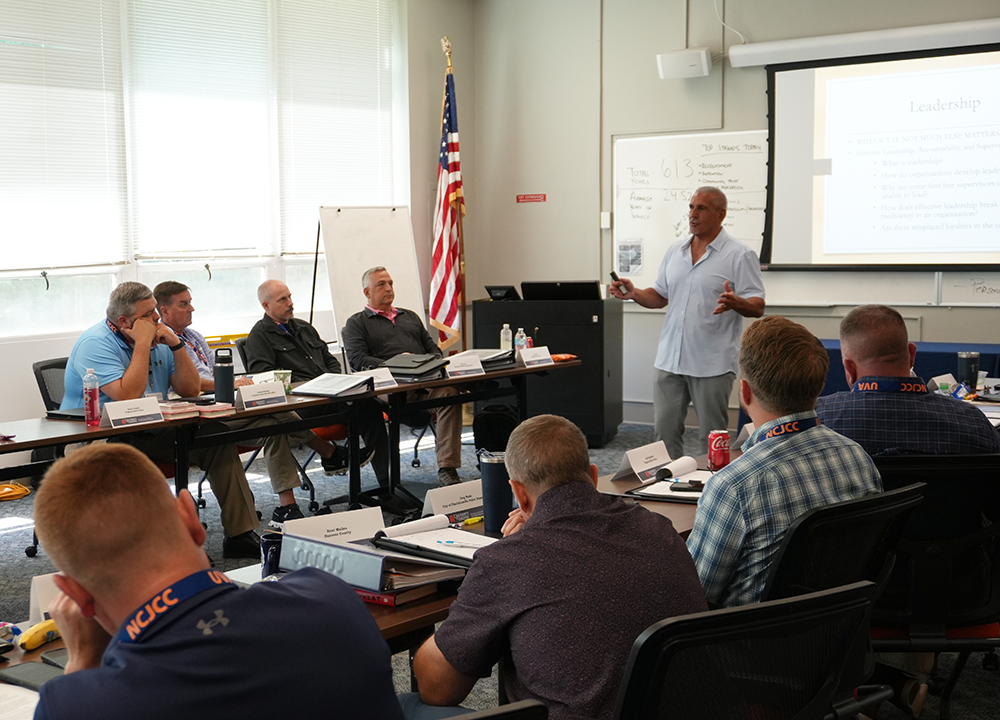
[768,49,1000,267]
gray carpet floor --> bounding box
[0,422,995,717]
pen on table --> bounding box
[463,516,484,526]
[436,540,480,549]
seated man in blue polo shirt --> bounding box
[687,315,882,608]
[62,281,260,558]
[33,442,403,720]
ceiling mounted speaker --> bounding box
[656,47,712,79]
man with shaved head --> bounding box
[245,279,391,488]
[33,443,403,720]
[816,304,1000,456]
[816,309,1000,715]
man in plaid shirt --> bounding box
[687,315,882,608]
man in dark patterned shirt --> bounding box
[816,304,1000,456]
[406,415,706,720]
[816,304,1000,716]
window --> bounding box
[128,1,274,259]
[1,0,403,338]
[0,0,127,270]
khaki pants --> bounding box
[117,421,258,538]
[407,387,463,469]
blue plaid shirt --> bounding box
[686,411,882,607]
[816,376,1000,456]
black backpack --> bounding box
[473,404,521,469]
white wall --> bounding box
[462,0,1000,421]
[5,0,1000,431]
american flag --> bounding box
[429,69,464,349]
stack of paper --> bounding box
[158,401,200,420]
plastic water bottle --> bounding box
[514,328,528,351]
[500,324,513,350]
[83,368,100,427]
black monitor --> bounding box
[520,281,601,301]
[485,285,520,301]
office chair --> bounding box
[451,700,547,720]
[233,336,349,512]
[762,483,926,602]
[614,581,891,720]
[870,454,1000,720]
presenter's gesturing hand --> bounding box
[714,280,766,318]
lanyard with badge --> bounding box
[112,569,237,645]
[851,379,927,394]
[761,416,821,442]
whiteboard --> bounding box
[941,272,1000,306]
[764,271,937,307]
[319,206,424,339]
[613,130,768,291]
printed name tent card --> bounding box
[446,352,486,378]
[236,381,287,410]
[611,440,672,482]
[516,346,555,368]
[353,367,398,390]
[100,396,163,428]
[423,479,484,521]
[284,506,385,544]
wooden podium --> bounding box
[472,298,623,447]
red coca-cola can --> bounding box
[708,430,730,471]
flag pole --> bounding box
[441,36,467,352]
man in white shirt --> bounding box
[610,186,765,458]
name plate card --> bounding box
[422,479,484,522]
[516,346,554,367]
[236,381,287,410]
[354,367,398,390]
[284,506,385,544]
[446,354,485,378]
[611,440,672,482]
[100,396,163,428]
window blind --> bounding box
[275,0,397,254]
[0,0,127,270]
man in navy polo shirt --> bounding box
[816,304,1000,716]
[33,443,403,720]
[687,315,881,608]
[816,304,1000,456]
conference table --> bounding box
[0,359,581,513]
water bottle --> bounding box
[83,368,100,428]
[500,324,513,350]
[214,348,235,404]
[514,328,528,351]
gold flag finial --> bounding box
[441,36,453,68]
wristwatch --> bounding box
[168,341,185,352]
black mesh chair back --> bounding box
[32,357,69,412]
[870,455,1000,719]
[234,337,250,370]
[453,700,547,720]
[762,483,926,602]
[614,582,887,720]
